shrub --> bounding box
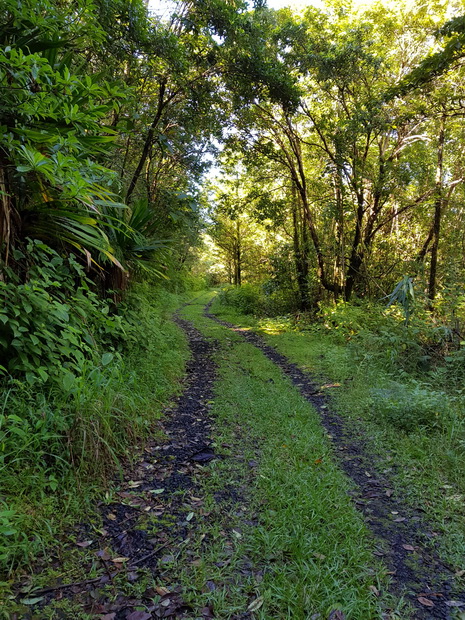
[370,383,448,432]
[0,240,123,388]
[218,282,299,316]
[0,254,188,574]
[218,284,264,314]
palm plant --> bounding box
[0,0,128,272]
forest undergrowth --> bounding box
[0,266,194,589]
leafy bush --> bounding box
[0,240,122,388]
[313,300,452,376]
[370,383,448,432]
[218,284,264,314]
[0,250,189,574]
[218,282,298,316]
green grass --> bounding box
[0,285,194,607]
[175,292,403,618]
[210,295,465,576]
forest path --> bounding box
[15,293,465,619]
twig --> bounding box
[28,575,104,596]
[130,542,170,566]
[22,543,171,597]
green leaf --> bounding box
[20,597,45,605]
[101,352,114,366]
[62,372,76,391]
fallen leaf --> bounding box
[96,549,112,561]
[126,612,151,620]
[456,570,465,577]
[76,540,93,548]
[385,490,394,497]
[150,489,165,494]
[445,601,465,607]
[247,597,264,612]
[328,611,346,620]
[394,517,406,522]
[313,552,326,560]
[128,480,143,488]
[112,556,130,563]
[418,597,435,607]
[107,513,116,521]
[201,604,215,617]
[186,512,194,522]
[192,450,216,463]
[369,585,380,596]
[402,544,415,551]
[155,586,170,596]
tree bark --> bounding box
[125,79,167,204]
[0,166,11,270]
[234,220,241,286]
[291,185,309,309]
[428,115,445,305]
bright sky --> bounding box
[147,0,326,17]
[149,0,427,18]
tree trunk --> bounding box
[284,116,341,297]
[235,220,241,286]
[333,161,345,299]
[125,79,167,204]
[0,167,11,270]
[291,185,309,310]
[344,191,365,300]
[428,115,445,305]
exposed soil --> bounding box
[205,302,465,620]
[15,313,221,619]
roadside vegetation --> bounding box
[0,275,191,577]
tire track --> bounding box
[17,311,220,619]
